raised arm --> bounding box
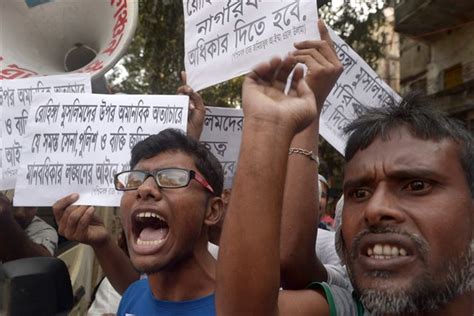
[216,56,317,315]
[280,20,343,289]
[52,194,139,294]
[0,194,52,261]
[177,71,206,141]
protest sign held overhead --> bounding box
[196,25,400,163]
[184,0,319,91]
[14,93,188,207]
[0,74,92,190]
[319,27,401,155]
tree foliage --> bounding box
[321,1,387,69]
[109,0,184,95]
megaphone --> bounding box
[0,0,138,92]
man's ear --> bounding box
[204,196,224,226]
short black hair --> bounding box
[344,92,474,196]
[130,128,223,196]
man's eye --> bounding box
[405,180,431,192]
[127,178,143,188]
[351,189,370,200]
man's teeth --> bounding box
[136,212,165,221]
[137,238,164,246]
[367,244,408,259]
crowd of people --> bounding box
[0,20,472,315]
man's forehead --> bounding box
[343,132,460,183]
[135,151,195,169]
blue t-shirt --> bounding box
[117,279,216,316]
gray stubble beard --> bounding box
[348,241,473,316]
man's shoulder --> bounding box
[317,228,335,241]
[24,216,58,255]
[118,279,151,315]
[24,216,55,235]
[307,282,366,316]
[122,278,149,298]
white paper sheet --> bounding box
[199,106,243,189]
[14,93,188,207]
[0,74,92,190]
[184,0,319,91]
[319,28,402,155]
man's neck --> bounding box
[147,243,216,301]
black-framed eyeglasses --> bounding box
[114,168,215,194]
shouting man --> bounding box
[115,129,224,315]
[339,94,474,315]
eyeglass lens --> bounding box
[116,169,190,190]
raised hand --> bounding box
[242,56,317,134]
[52,194,109,247]
[293,20,343,112]
[177,71,206,140]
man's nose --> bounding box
[136,175,163,200]
[364,185,405,227]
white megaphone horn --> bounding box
[0,0,138,93]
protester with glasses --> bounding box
[52,79,207,302]
[113,128,223,315]
[55,128,223,316]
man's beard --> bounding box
[344,227,473,316]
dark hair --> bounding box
[130,128,223,196]
[344,92,474,196]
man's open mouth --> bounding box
[132,211,169,246]
[365,243,410,260]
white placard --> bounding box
[319,28,401,155]
[14,93,189,207]
[200,106,243,188]
[0,74,92,189]
[184,0,319,91]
